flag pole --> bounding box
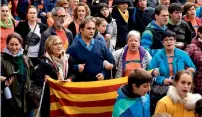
[36,81,46,117]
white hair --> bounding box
[127,30,141,41]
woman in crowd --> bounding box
[68,2,90,38]
[1,4,15,52]
[15,5,47,66]
[97,3,117,52]
[183,2,201,33]
[113,30,152,78]
[47,0,72,28]
[155,70,202,117]
[148,30,196,86]
[1,33,34,117]
[185,25,202,95]
[148,30,196,114]
[32,35,76,117]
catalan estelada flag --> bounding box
[47,77,127,117]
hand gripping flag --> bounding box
[47,77,127,117]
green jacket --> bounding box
[1,53,33,114]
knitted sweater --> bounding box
[67,39,115,81]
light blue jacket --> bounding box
[148,48,196,85]
[113,85,150,117]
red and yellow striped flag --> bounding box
[47,77,127,117]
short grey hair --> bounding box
[51,7,65,16]
[127,30,141,41]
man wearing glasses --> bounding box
[39,7,73,57]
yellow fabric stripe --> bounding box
[47,77,127,88]
[50,102,113,114]
[50,87,118,102]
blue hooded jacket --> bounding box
[113,85,150,117]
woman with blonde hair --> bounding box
[32,35,76,117]
[68,2,91,38]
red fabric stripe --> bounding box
[50,110,112,117]
[50,95,116,107]
[49,81,124,94]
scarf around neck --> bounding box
[0,17,14,28]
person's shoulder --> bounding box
[174,48,188,56]
[158,95,172,104]
[38,22,48,28]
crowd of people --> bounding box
[1,0,202,116]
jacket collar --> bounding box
[167,86,202,110]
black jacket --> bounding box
[39,26,73,57]
[68,21,77,39]
[15,21,48,49]
[32,54,76,117]
[111,6,133,49]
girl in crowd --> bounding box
[113,30,152,78]
[155,70,202,117]
[185,25,202,95]
[32,35,76,117]
[1,4,15,52]
[1,33,34,117]
[97,3,117,52]
[15,5,47,66]
[95,17,109,45]
[68,2,90,38]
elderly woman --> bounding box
[32,35,75,117]
[68,2,90,38]
[1,33,34,117]
[113,30,152,78]
[1,4,15,52]
[155,70,202,117]
[185,25,202,95]
[148,30,196,114]
[15,5,47,66]
[97,3,117,52]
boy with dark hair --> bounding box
[113,68,152,117]
[141,5,169,57]
[167,3,195,50]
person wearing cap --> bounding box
[111,0,133,50]
[167,3,195,50]
[183,2,201,33]
[148,29,196,114]
[128,0,155,34]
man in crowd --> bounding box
[128,0,155,34]
[39,7,73,56]
[167,3,195,49]
[67,16,115,81]
[141,5,169,57]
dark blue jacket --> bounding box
[67,39,115,81]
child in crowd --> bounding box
[113,68,152,117]
[95,17,111,49]
[155,70,202,117]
